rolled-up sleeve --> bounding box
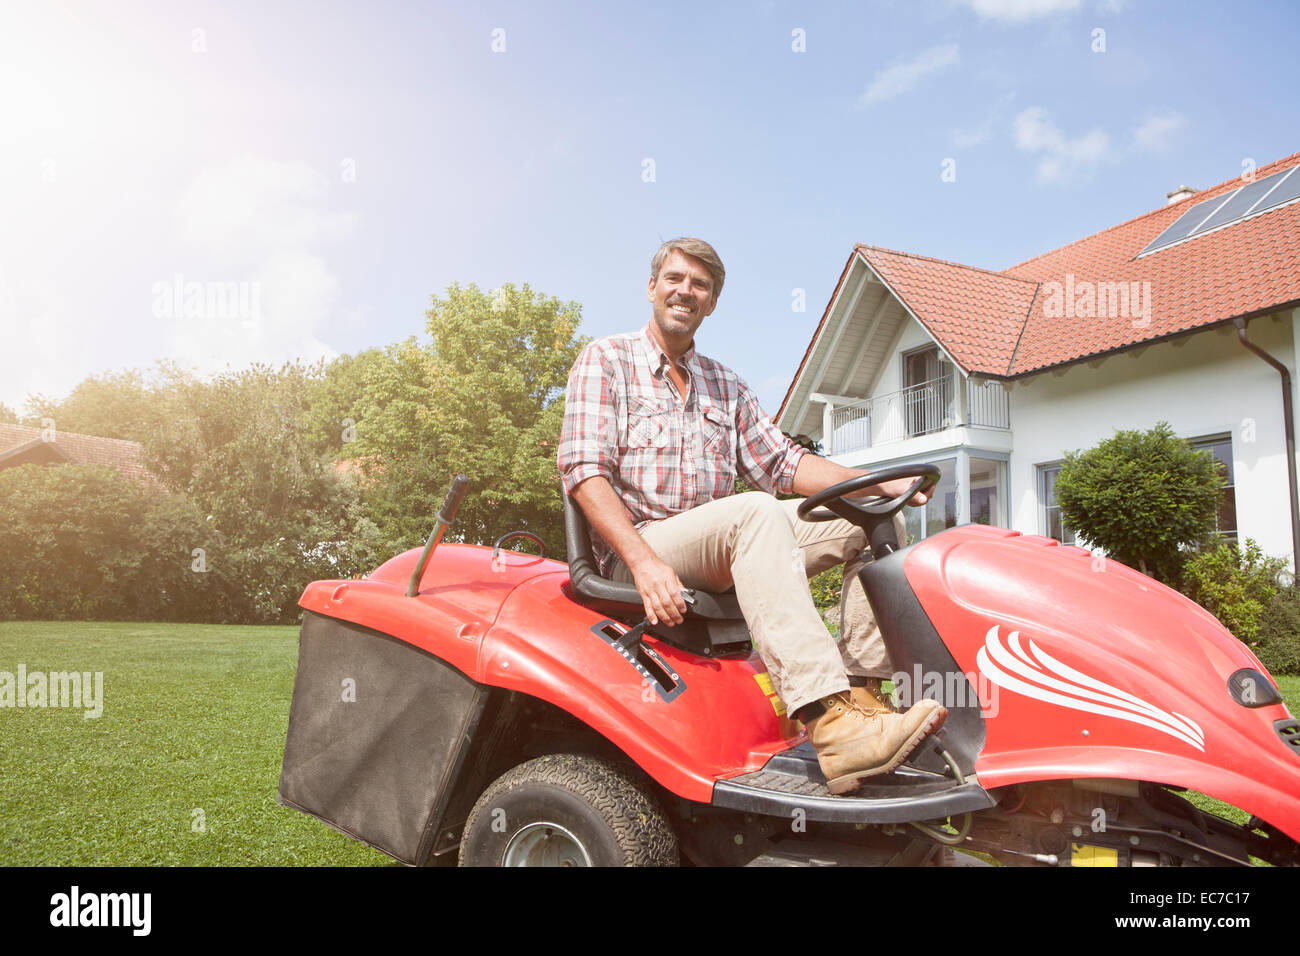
[558,342,620,494]
[735,379,808,494]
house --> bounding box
[777,151,1300,570]
[0,423,154,484]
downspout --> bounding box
[1233,318,1300,573]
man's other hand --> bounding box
[628,553,690,627]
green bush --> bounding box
[1254,587,1300,676]
[1182,538,1288,643]
[809,567,842,613]
[0,461,389,624]
[0,463,228,622]
[1055,423,1221,585]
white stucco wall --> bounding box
[1008,312,1297,565]
[868,318,936,399]
[816,308,1298,566]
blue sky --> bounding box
[3,0,1298,416]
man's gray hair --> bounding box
[650,238,725,300]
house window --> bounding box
[1039,463,1077,546]
[902,457,958,543]
[901,346,953,438]
[1193,436,1237,546]
[969,457,1005,527]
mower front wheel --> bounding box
[459,754,678,867]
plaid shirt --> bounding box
[558,324,808,573]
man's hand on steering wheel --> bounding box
[797,464,942,526]
[851,475,932,507]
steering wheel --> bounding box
[796,463,942,526]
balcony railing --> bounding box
[825,376,1009,455]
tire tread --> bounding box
[461,753,677,866]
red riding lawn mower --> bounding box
[278,466,1300,866]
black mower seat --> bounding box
[563,493,752,657]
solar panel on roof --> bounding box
[1140,194,1225,254]
[1138,164,1300,257]
[1251,166,1300,216]
[1196,175,1282,232]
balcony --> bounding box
[823,376,1010,456]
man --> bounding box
[557,237,946,793]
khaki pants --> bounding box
[609,492,902,716]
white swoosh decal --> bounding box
[976,625,1205,751]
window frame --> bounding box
[1191,433,1237,546]
[1037,461,1077,546]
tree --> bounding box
[20,364,190,441]
[304,348,391,460]
[1054,422,1222,584]
[351,283,587,558]
[143,361,384,622]
[0,402,16,424]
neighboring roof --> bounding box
[0,424,154,483]
[0,437,71,469]
[779,151,1300,419]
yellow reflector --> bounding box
[1070,843,1119,867]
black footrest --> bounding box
[712,743,994,824]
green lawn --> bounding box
[0,621,391,866]
[1,621,1296,866]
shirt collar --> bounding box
[639,323,697,376]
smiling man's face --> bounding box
[646,249,718,355]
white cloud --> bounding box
[1133,111,1187,152]
[858,44,960,107]
[177,156,354,257]
[1013,107,1112,183]
[953,91,1017,150]
[956,0,1083,21]
[1012,106,1191,185]
[0,273,80,413]
[160,157,355,375]
[953,124,994,148]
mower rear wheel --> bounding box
[459,754,678,867]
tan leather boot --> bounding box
[849,677,894,714]
[803,693,948,794]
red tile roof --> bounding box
[0,424,154,484]
[854,246,1038,376]
[1005,151,1300,374]
[782,150,1300,414]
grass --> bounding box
[2,621,1296,866]
[0,621,391,866]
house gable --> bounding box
[782,150,1300,413]
[779,252,917,442]
[0,437,71,469]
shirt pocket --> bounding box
[700,400,733,461]
[627,397,671,449]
